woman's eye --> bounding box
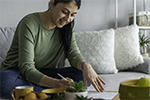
[71,14,75,17]
[62,10,68,14]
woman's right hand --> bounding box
[39,75,74,88]
[54,77,74,88]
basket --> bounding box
[129,11,150,26]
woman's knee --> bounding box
[0,69,31,99]
[0,69,19,83]
[0,69,18,98]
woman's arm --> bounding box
[67,33,84,68]
[77,61,105,92]
[39,75,73,88]
[67,32,105,92]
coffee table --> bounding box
[0,93,120,100]
[112,94,120,100]
[88,91,120,100]
[91,94,119,100]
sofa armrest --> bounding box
[121,57,150,74]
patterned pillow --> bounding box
[114,25,144,70]
[71,29,118,74]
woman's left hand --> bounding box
[82,63,105,92]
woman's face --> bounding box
[50,1,78,28]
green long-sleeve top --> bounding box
[1,13,84,85]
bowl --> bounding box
[42,88,66,99]
[42,88,66,94]
[119,79,150,100]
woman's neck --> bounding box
[39,10,56,30]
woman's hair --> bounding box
[49,0,81,58]
[49,0,81,9]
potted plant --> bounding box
[76,95,93,100]
[53,93,65,100]
[139,33,150,57]
[64,81,88,100]
[52,93,92,100]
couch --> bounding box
[0,27,150,99]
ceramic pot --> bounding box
[64,90,88,100]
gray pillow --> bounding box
[121,57,150,74]
[0,27,16,68]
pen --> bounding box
[57,73,68,81]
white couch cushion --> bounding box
[0,27,16,68]
[114,25,144,70]
[71,29,118,74]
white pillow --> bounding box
[114,25,144,70]
[71,29,118,74]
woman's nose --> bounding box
[66,15,72,23]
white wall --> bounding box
[0,0,150,54]
[0,0,150,33]
[0,0,49,27]
[0,0,150,31]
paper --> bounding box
[88,91,118,100]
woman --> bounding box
[0,0,105,99]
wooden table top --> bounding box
[89,91,120,100]
[112,94,120,100]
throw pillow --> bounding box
[70,29,118,74]
[121,57,150,74]
[114,25,144,70]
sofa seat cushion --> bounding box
[88,72,150,91]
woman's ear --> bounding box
[50,0,55,9]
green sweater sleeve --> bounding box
[67,33,84,68]
[17,17,44,85]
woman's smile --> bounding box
[59,18,67,26]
